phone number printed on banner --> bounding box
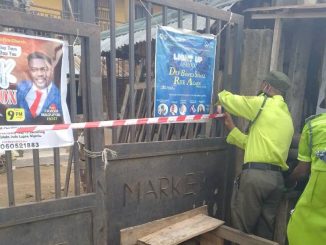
[0,142,39,150]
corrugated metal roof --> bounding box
[72,0,239,56]
[101,15,207,53]
[100,0,240,53]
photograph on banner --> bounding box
[0,32,73,150]
[154,26,217,117]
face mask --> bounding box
[262,84,269,93]
[256,83,269,96]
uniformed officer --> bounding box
[218,71,294,240]
[287,112,326,245]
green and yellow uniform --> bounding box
[287,113,326,245]
[218,90,294,239]
[220,90,294,170]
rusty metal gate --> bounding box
[0,0,243,244]
[0,1,106,244]
[103,0,244,244]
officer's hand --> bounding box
[224,112,235,131]
[283,180,297,192]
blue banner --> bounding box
[154,26,216,117]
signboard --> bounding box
[0,33,73,150]
[154,26,217,117]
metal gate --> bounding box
[0,1,106,244]
[103,0,244,244]
[0,0,244,244]
[104,0,244,143]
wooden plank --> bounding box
[252,11,326,19]
[120,206,208,245]
[211,226,279,245]
[245,3,326,12]
[137,214,224,245]
[118,84,131,143]
[0,9,99,36]
[135,89,146,141]
[270,18,282,71]
[273,196,290,245]
[287,21,313,132]
[118,85,130,125]
[274,191,300,244]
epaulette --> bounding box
[305,114,321,124]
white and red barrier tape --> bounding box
[1,113,225,134]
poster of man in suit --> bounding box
[16,51,63,124]
[0,32,73,150]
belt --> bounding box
[242,162,282,172]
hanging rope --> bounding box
[66,0,75,20]
[215,12,233,38]
[77,138,118,170]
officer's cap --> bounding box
[263,71,291,93]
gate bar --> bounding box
[129,0,136,142]
[53,148,61,199]
[222,25,231,91]
[178,10,183,29]
[5,151,15,206]
[145,1,152,142]
[192,13,197,31]
[160,5,168,140]
[67,34,81,195]
[185,12,199,139]
[32,149,42,202]
[79,38,90,194]
[109,0,118,143]
[231,18,244,94]
[210,20,222,137]
[162,5,167,25]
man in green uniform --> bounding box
[218,71,294,240]
[287,112,326,245]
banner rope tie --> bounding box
[82,146,118,169]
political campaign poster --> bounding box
[154,26,217,117]
[316,49,326,115]
[0,32,73,150]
